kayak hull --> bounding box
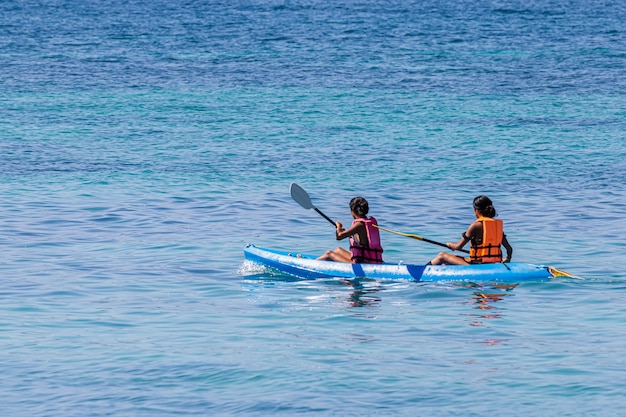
[243,244,553,282]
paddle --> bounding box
[290,183,336,226]
[374,224,470,254]
[289,184,578,277]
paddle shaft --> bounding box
[420,236,463,251]
[375,225,470,254]
[314,208,336,226]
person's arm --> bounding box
[336,221,365,242]
[447,222,478,251]
[501,234,513,263]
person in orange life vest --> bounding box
[428,195,513,265]
[316,196,384,264]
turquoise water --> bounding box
[2,1,626,416]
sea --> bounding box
[1,0,625,415]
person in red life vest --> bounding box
[316,196,384,264]
[429,195,513,265]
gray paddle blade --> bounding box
[290,183,313,209]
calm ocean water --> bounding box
[1,0,625,416]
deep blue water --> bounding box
[1,1,626,416]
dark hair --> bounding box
[473,195,497,218]
[350,196,369,218]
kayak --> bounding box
[243,244,556,283]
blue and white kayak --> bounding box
[243,244,557,283]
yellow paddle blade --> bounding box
[548,266,583,280]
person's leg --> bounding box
[429,252,469,265]
[316,250,333,260]
[317,247,352,262]
[328,247,352,262]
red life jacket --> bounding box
[469,217,503,263]
[349,217,384,264]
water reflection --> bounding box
[340,278,382,308]
[462,283,518,326]
[241,271,383,309]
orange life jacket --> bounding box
[469,217,503,263]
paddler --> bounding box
[316,196,384,264]
[429,195,513,265]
